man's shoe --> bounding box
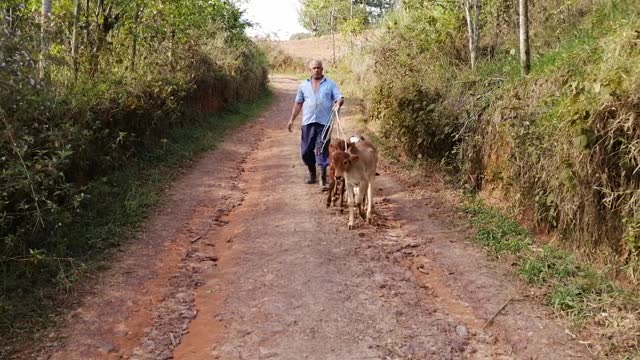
[305,165,317,184]
[320,166,328,191]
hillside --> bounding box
[272,33,349,63]
[264,32,374,73]
[328,0,640,357]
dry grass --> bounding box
[272,33,349,64]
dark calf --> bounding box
[326,138,346,209]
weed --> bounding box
[518,246,579,285]
[465,200,531,256]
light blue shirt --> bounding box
[295,77,343,126]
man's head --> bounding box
[308,59,324,80]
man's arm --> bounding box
[331,82,344,110]
[288,102,303,132]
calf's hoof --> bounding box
[348,224,354,230]
[366,217,372,225]
[358,208,367,220]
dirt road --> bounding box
[32,76,592,360]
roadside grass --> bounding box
[464,198,640,357]
[0,92,273,356]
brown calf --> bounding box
[331,139,378,229]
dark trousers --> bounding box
[301,123,330,169]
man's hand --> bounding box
[287,119,294,132]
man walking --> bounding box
[288,59,344,190]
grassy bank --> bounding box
[0,92,273,355]
[464,198,640,358]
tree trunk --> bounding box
[519,0,530,75]
[90,0,120,78]
[90,0,107,77]
[72,0,81,82]
[39,0,52,81]
[490,6,499,59]
[2,8,13,30]
[85,0,90,45]
[331,8,336,64]
[130,4,141,72]
[349,0,354,51]
[463,0,479,70]
[473,0,481,61]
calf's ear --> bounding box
[350,155,360,162]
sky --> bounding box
[241,0,308,40]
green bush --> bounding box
[335,0,640,271]
[0,0,269,345]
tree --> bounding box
[361,0,396,22]
[519,0,530,75]
[39,0,52,80]
[299,0,372,36]
[462,0,481,70]
[71,0,81,81]
[129,2,143,72]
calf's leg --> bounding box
[326,167,336,208]
[338,178,345,213]
[357,182,368,220]
[366,177,375,224]
[346,183,356,230]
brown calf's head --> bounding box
[331,150,359,179]
[329,138,346,154]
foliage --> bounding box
[0,92,272,355]
[334,1,640,353]
[298,0,374,36]
[346,0,464,159]
[335,0,640,276]
[0,0,269,348]
[462,0,640,264]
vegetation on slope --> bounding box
[1,0,269,351]
[338,0,640,278]
[333,0,640,356]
